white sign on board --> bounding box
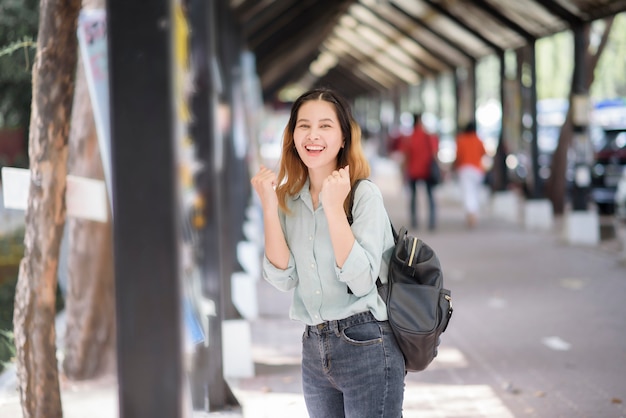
[2,167,108,223]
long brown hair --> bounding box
[275,88,371,216]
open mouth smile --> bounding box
[304,144,326,153]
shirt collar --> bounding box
[291,177,311,201]
[291,177,316,213]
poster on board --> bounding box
[77,9,112,207]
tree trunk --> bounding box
[546,109,575,214]
[62,28,116,380]
[547,17,615,214]
[12,0,81,417]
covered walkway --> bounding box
[4,1,626,417]
[2,161,626,416]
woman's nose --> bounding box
[309,129,320,139]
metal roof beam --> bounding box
[325,65,388,96]
[580,0,626,22]
[420,0,503,54]
[326,34,409,86]
[246,0,318,49]
[235,0,275,22]
[537,0,583,26]
[366,5,458,70]
[470,0,536,42]
[348,9,438,75]
[333,53,397,89]
[255,1,352,94]
[241,0,300,38]
[389,2,476,62]
[261,50,320,100]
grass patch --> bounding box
[0,228,22,373]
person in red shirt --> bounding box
[454,121,486,228]
[400,113,439,230]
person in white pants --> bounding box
[453,122,486,228]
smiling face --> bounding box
[293,100,345,176]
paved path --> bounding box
[228,178,626,418]
[1,168,626,417]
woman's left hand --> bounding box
[321,165,351,212]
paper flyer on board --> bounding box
[77,9,113,208]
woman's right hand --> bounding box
[250,165,278,210]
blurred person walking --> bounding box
[454,121,487,228]
[400,113,439,230]
[250,88,405,418]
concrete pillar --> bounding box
[524,199,554,231]
[491,190,521,223]
[563,211,600,246]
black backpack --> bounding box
[348,179,453,372]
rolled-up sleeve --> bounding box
[336,182,392,296]
[263,253,298,291]
[257,180,393,324]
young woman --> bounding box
[250,88,405,418]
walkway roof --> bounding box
[229,0,626,101]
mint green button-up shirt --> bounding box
[262,179,395,325]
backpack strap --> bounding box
[347,178,367,225]
[347,178,383,294]
[349,178,398,240]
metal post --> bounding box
[107,0,184,416]
[215,0,245,320]
[494,50,509,191]
[188,0,239,411]
[570,23,591,211]
[519,43,541,199]
[528,40,542,199]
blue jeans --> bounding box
[408,178,436,230]
[302,312,405,418]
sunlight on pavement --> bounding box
[233,347,516,418]
[429,346,469,369]
[234,391,308,418]
[233,383,515,418]
[251,348,301,366]
[403,384,515,418]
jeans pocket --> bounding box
[341,321,383,346]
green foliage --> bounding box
[477,12,626,105]
[591,13,626,98]
[0,277,18,374]
[0,227,25,270]
[0,329,15,373]
[0,229,25,340]
[0,0,39,129]
[0,227,65,373]
[537,31,574,100]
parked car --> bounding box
[590,127,626,215]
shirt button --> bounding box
[309,236,313,240]
[311,263,315,269]
[315,290,320,295]
[314,315,319,319]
